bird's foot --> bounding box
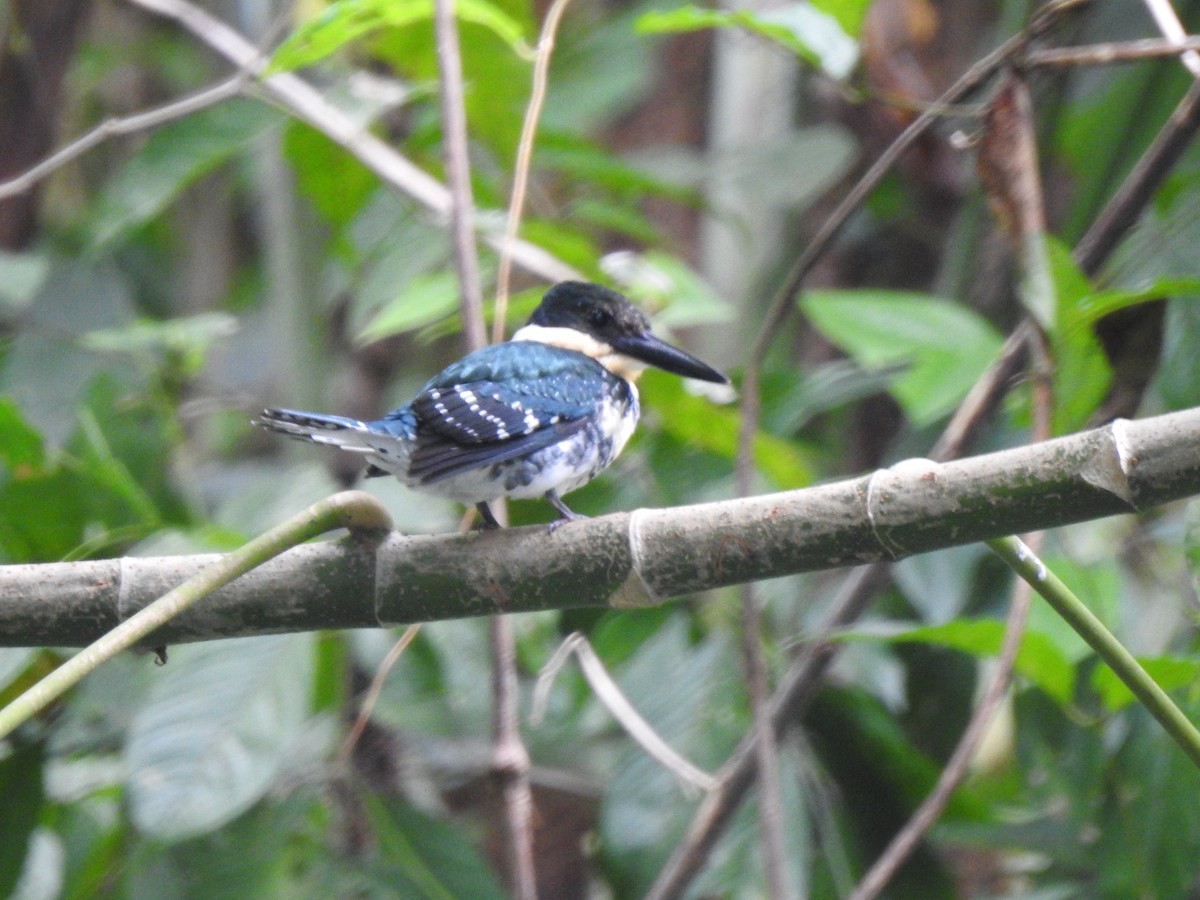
[545,490,588,533]
[475,502,503,530]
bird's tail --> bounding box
[255,407,418,482]
[254,408,362,441]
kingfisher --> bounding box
[255,281,728,529]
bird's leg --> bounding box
[544,489,587,533]
[475,502,502,530]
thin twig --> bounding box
[991,534,1200,770]
[849,571,1034,900]
[493,0,574,343]
[1025,35,1200,68]
[0,74,250,200]
[1074,65,1200,276]
[489,615,538,899]
[531,634,717,793]
[739,583,790,899]
[123,0,578,284]
[431,0,536,891]
[1140,0,1200,76]
[435,0,486,351]
[337,624,422,763]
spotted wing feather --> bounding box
[405,343,619,484]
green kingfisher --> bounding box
[255,281,728,528]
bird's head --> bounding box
[512,281,728,384]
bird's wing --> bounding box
[406,343,618,484]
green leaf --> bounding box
[637,4,859,78]
[88,100,279,249]
[357,269,462,342]
[811,0,872,37]
[800,290,1004,426]
[611,251,735,328]
[602,616,742,870]
[361,795,509,899]
[1,261,136,452]
[124,634,314,841]
[1019,229,1056,330]
[1044,240,1112,433]
[849,619,1077,706]
[284,122,380,228]
[269,0,534,73]
[641,369,814,489]
[537,133,699,203]
[1071,277,1200,330]
[0,739,44,899]
[542,7,656,132]
[0,399,44,471]
[81,313,239,378]
[1091,656,1200,712]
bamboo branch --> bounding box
[3,408,1199,647]
[0,491,392,740]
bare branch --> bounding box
[489,614,538,899]
[436,0,486,353]
[338,624,422,762]
[1025,35,1200,67]
[430,0,536,889]
[533,634,717,793]
[1140,0,1200,76]
[493,0,574,343]
[122,0,578,284]
[849,571,1034,900]
[0,74,249,200]
[1074,75,1200,276]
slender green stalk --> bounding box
[0,491,391,742]
[988,535,1200,771]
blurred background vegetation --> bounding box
[4,0,1200,896]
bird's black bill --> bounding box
[611,331,728,383]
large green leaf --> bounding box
[637,4,859,78]
[847,619,1077,706]
[0,399,44,471]
[640,369,814,489]
[811,0,873,37]
[87,100,279,249]
[542,6,656,133]
[601,615,742,888]
[1044,239,1111,433]
[359,795,508,899]
[357,270,462,342]
[1,261,135,449]
[800,290,1004,427]
[124,634,315,841]
[268,0,534,73]
[284,121,381,229]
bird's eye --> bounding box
[588,308,611,328]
